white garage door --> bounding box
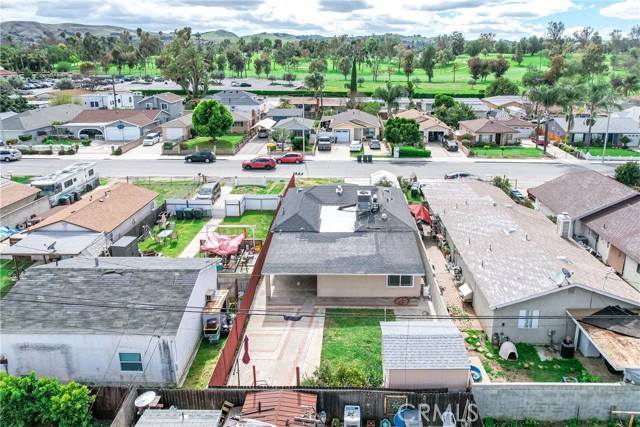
[105,127,141,141]
[334,129,350,143]
[165,128,184,141]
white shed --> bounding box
[381,320,470,390]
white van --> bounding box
[143,132,161,146]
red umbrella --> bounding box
[242,335,251,364]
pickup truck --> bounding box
[317,136,332,151]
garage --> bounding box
[333,129,350,143]
[164,127,185,141]
[105,126,141,141]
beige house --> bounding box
[381,320,470,390]
[160,113,192,142]
[458,118,518,145]
[394,110,451,143]
[0,178,50,229]
[262,184,425,298]
[230,110,254,134]
[323,109,383,143]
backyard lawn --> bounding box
[1,259,34,298]
[181,337,227,389]
[578,147,640,157]
[231,180,285,195]
[185,134,244,151]
[133,179,201,205]
[471,147,544,158]
[138,218,208,257]
[304,308,394,387]
[219,211,275,239]
[296,178,343,186]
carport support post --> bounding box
[265,275,272,299]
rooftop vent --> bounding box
[336,185,343,195]
[357,190,372,213]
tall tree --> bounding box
[527,84,561,154]
[304,71,326,113]
[583,80,621,150]
[489,54,510,77]
[581,43,607,80]
[349,58,357,93]
[419,45,436,82]
[402,50,415,82]
[451,62,460,82]
[485,77,519,96]
[450,32,465,56]
[373,81,406,113]
[557,77,586,139]
[546,21,566,54]
[192,100,233,140]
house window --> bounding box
[636,262,640,274]
[387,275,413,287]
[88,169,94,176]
[129,97,132,102]
[233,121,244,127]
[119,353,143,371]
[161,103,168,110]
[145,103,152,109]
[90,101,99,108]
[518,310,540,329]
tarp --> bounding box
[582,305,640,339]
[408,204,432,224]
[200,231,246,256]
[251,118,276,130]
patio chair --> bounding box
[170,231,178,241]
[154,236,163,245]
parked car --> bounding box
[349,140,363,152]
[142,132,161,146]
[317,136,332,151]
[195,181,222,201]
[0,149,22,162]
[444,171,475,180]
[230,81,240,87]
[185,151,216,163]
[509,189,526,204]
[368,139,381,149]
[239,82,252,87]
[242,156,276,170]
[153,77,165,82]
[442,140,458,151]
[257,129,269,138]
[275,152,304,164]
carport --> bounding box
[251,118,276,130]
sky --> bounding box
[2,0,639,40]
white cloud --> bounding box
[600,0,640,20]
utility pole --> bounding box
[601,110,612,163]
[111,75,117,109]
[301,100,305,158]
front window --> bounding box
[33,184,61,196]
[161,103,168,110]
[199,188,213,195]
[518,310,540,329]
[387,275,413,287]
[119,353,143,371]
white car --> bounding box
[349,140,363,152]
[0,149,22,162]
[230,81,240,87]
[143,133,161,146]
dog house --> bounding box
[499,341,518,360]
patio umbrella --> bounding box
[242,335,251,364]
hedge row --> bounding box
[399,146,431,158]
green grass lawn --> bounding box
[10,176,34,184]
[471,146,544,158]
[1,260,34,298]
[304,308,393,387]
[405,190,423,203]
[219,211,275,239]
[578,147,640,157]
[181,337,227,389]
[296,178,343,186]
[133,180,201,205]
[138,218,207,257]
[231,180,285,195]
[185,134,245,151]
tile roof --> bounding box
[528,171,638,219]
[67,109,164,127]
[0,179,40,209]
[582,196,640,263]
[381,320,470,370]
[330,109,381,128]
[1,104,85,131]
[135,410,222,427]
[496,117,535,128]
[459,119,518,134]
[0,257,216,335]
[148,92,185,103]
[421,180,640,309]
[288,96,348,107]
[30,182,158,233]
[243,390,317,427]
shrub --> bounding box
[163,141,174,149]
[113,147,123,156]
[81,139,91,146]
[399,146,431,158]
[179,142,188,150]
[6,138,18,145]
[266,143,276,151]
[462,133,474,141]
[18,134,33,141]
[461,139,471,148]
[184,99,199,110]
[514,138,522,146]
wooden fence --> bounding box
[207,175,297,387]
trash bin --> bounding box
[58,195,71,206]
[366,154,373,163]
[176,208,185,220]
[411,182,420,198]
[193,208,203,219]
[184,207,194,220]
[72,192,81,202]
[64,193,75,204]
[357,154,362,163]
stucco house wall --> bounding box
[384,368,469,390]
[317,274,420,298]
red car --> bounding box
[242,156,276,170]
[275,152,304,164]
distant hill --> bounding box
[0,21,138,43]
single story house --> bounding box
[262,184,425,298]
[230,110,255,134]
[287,96,348,112]
[0,257,217,386]
[487,109,511,120]
[528,171,640,289]
[546,116,640,147]
[422,98,490,119]
[0,66,18,78]
[394,110,451,143]
[482,95,530,111]
[272,117,315,139]
[28,182,159,243]
[0,178,50,229]
[3,230,110,262]
[160,113,192,142]
[612,106,640,125]
[135,92,185,120]
[457,119,518,145]
[80,90,139,110]
[421,180,640,345]
[381,320,470,390]
[207,90,261,114]
[322,109,383,142]
[59,109,170,141]
[0,104,85,142]
[495,116,535,138]
[266,108,304,122]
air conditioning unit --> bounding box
[205,289,215,302]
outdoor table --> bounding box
[157,229,172,243]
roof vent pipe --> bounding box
[94,257,99,268]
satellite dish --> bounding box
[562,268,573,279]
[553,271,565,286]
[134,391,156,408]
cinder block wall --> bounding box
[473,383,640,421]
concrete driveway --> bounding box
[426,141,466,158]
[237,135,269,156]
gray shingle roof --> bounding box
[2,104,85,131]
[330,109,381,127]
[421,180,640,309]
[208,90,259,106]
[528,171,638,219]
[272,117,315,130]
[0,258,216,335]
[381,320,469,370]
[135,410,221,427]
[550,117,639,134]
[266,108,304,117]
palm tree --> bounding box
[527,84,561,155]
[451,62,460,82]
[557,78,586,141]
[373,81,406,114]
[584,80,620,151]
[304,72,325,116]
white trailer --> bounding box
[31,162,100,207]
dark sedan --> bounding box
[185,151,216,163]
